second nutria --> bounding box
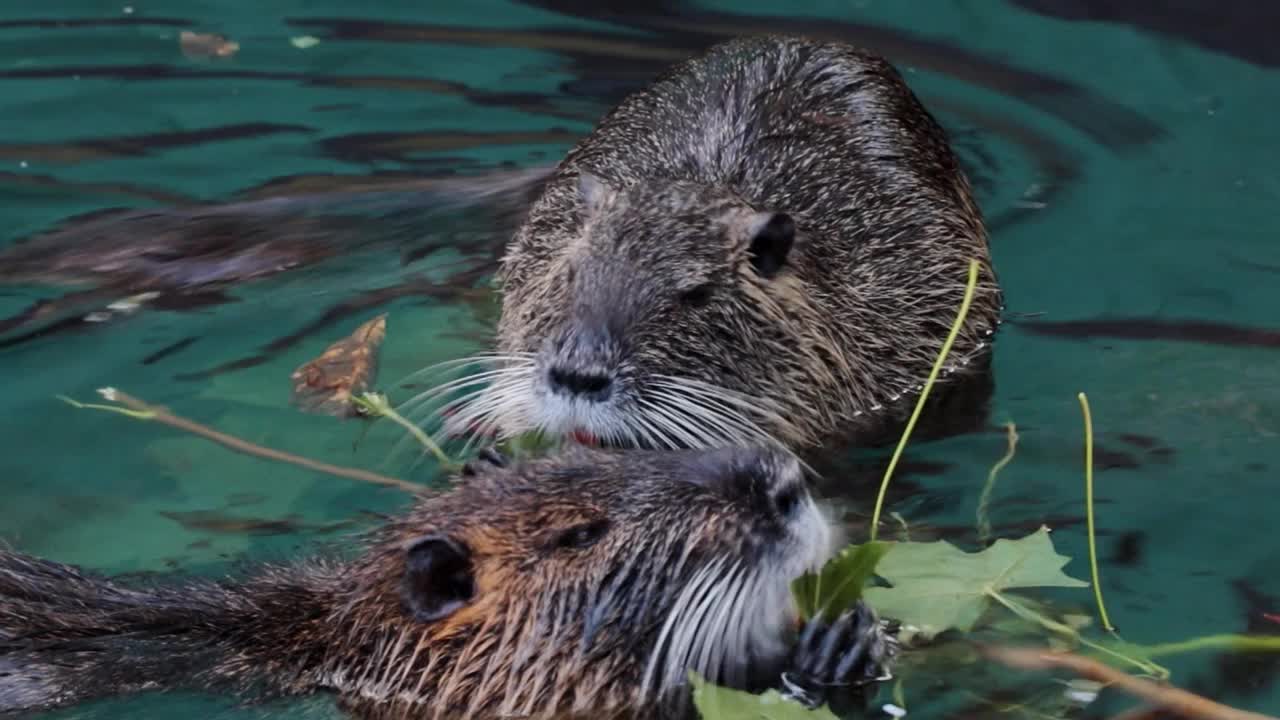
[435,34,1002,452]
[0,447,896,719]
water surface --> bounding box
[3,1,1279,717]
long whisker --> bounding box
[645,386,776,448]
[648,377,791,432]
[399,365,534,420]
[392,351,535,386]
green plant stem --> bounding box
[985,588,1167,679]
[58,394,156,420]
[1079,392,1115,633]
[1137,634,1280,659]
[354,392,459,471]
[870,259,981,541]
[977,421,1019,544]
[63,388,424,495]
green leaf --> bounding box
[792,541,892,621]
[863,526,1088,638]
[690,673,839,720]
[496,429,561,457]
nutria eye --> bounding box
[772,486,800,517]
[555,519,611,550]
[680,284,714,308]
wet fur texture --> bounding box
[0,447,852,719]
[487,34,1002,450]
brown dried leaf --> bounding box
[290,314,387,418]
[180,31,240,60]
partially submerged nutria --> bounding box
[435,34,1002,451]
[0,447,896,719]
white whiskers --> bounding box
[400,356,795,456]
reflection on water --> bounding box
[2,1,1280,717]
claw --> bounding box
[782,602,899,711]
[460,447,509,476]
[476,447,508,468]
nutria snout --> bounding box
[0,446,895,719]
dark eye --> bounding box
[555,519,611,550]
[680,283,714,308]
[772,486,800,517]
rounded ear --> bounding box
[577,170,614,216]
[400,534,475,623]
[747,212,796,279]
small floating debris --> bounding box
[290,36,321,49]
[107,291,160,315]
[180,31,240,60]
[290,314,387,419]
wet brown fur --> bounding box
[0,447,836,719]
[493,34,1002,449]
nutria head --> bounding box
[451,174,998,451]
[421,34,1002,451]
[328,445,837,717]
[0,446,845,718]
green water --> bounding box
[2,2,1279,718]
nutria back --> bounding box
[450,34,1001,451]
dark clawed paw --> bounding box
[461,447,509,476]
[785,601,899,704]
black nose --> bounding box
[548,366,614,401]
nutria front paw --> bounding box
[460,448,509,476]
[780,601,899,710]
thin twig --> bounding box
[983,645,1278,720]
[1079,391,1115,632]
[870,259,981,541]
[977,421,1019,543]
[63,388,424,495]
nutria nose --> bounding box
[548,366,614,401]
[680,447,805,512]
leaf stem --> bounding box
[353,392,459,471]
[1079,392,1115,632]
[977,421,1019,544]
[1137,634,1280,659]
[870,259,981,541]
[985,588,1166,678]
[62,388,424,495]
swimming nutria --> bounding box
[433,34,1002,451]
[0,447,896,719]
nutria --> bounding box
[433,34,1002,452]
[0,447,896,719]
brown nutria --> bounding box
[0,447,897,719]
[429,34,1002,452]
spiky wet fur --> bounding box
[0,447,838,719]
[472,34,1002,450]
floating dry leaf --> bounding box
[290,314,387,418]
[180,31,240,59]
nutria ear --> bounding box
[577,171,614,215]
[400,534,475,623]
[746,212,796,279]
